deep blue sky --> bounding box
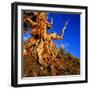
[23,12,80,58]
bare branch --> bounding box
[61,19,70,37]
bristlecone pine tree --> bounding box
[22,11,80,77]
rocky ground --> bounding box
[23,38,80,77]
